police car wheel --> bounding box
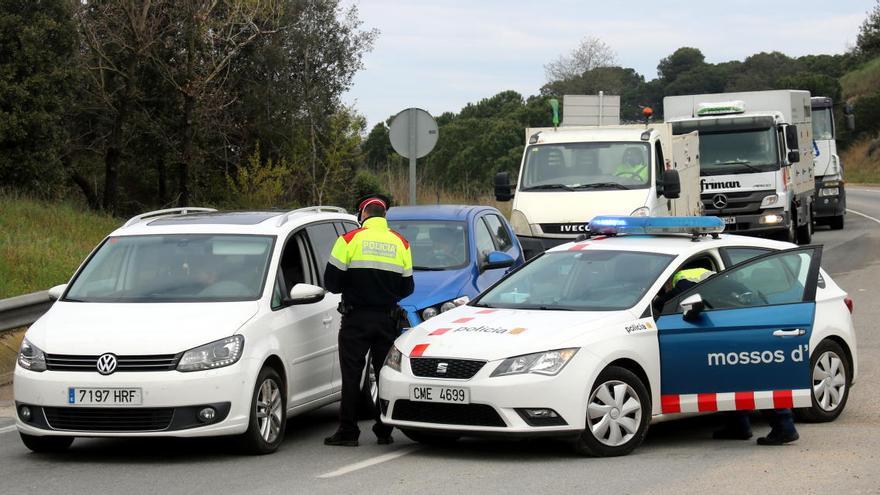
[238,366,286,454]
[795,340,851,423]
[574,366,650,457]
[19,433,74,453]
[400,428,460,445]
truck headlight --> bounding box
[177,335,244,372]
[18,338,46,372]
[630,206,650,217]
[760,194,779,208]
[819,187,839,197]
[510,209,531,236]
[491,348,579,377]
[384,345,402,372]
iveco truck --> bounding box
[664,90,815,244]
[811,96,847,230]
[494,124,702,258]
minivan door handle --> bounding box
[322,316,334,326]
[772,328,805,337]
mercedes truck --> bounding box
[664,90,815,244]
[811,96,848,230]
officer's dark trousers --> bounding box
[727,408,797,435]
[338,308,395,437]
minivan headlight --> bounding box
[18,338,46,372]
[177,335,244,372]
[491,348,579,377]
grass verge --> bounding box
[0,193,120,299]
[841,138,880,184]
[841,57,880,100]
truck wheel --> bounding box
[796,207,812,244]
[782,212,797,244]
[20,433,74,453]
[573,366,650,457]
[829,215,844,230]
[794,340,851,423]
[238,366,286,454]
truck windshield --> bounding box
[698,128,780,176]
[473,249,673,311]
[64,234,274,302]
[812,108,834,140]
[520,142,650,191]
[387,220,468,270]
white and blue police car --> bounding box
[379,216,857,456]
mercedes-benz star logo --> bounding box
[712,193,729,209]
[436,362,448,374]
[96,353,118,375]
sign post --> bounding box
[389,108,439,205]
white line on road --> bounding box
[0,425,18,434]
[847,208,880,226]
[317,445,421,479]
[849,188,880,193]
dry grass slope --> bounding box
[841,138,880,184]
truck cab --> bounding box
[494,125,701,258]
[665,91,815,244]
[811,96,847,230]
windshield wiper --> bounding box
[412,266,445,271]
[717,160,765,174]
[521,183,576,191]
[573,182,630,190]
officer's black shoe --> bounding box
[324,431,359,447]
[377,435,394,445]
[756,430,799,445]
[712,427,753,440]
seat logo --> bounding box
[96,353,118,375]
[436,362,448,374]
[712,194,728,209]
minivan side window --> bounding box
[305,222,340,284]
[484,215,513,251]
[474,218,497,259]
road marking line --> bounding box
[849,188,880,193]
[0,425,18,434]
[317,445,421,478]
[846,208,880,226]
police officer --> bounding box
[323,195,414,446]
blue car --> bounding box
[386,205,525,327]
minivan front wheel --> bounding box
[239,366,286,454]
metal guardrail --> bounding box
[0,291,52,333]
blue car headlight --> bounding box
[421,296,470,321]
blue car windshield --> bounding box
[388,220,468,270]
[474,249,673,311]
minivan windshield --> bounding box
[387,220,468,270]
[473,249,673,311]
[65,234,274,302]
[699,127,780,176]
[520,142,651,191]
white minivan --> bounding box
[14,207,368,454]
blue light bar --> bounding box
[589,216,726,236]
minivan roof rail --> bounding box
[276,206,348,227]
[123,207,217,227]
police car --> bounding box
[379,217,857,456]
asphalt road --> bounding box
[1,188,879,495]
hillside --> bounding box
[0,194,120,298]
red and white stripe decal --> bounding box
[475,309,497,314]
[410,344,430,357]
[428,327,451,336]
[452,317,474,323]
[660,389,811,414]
[568,243,589,251]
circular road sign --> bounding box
[389,108,439,159]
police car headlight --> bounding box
[630,206,650,217]
[18,338,46,372]
[491,348,579,377]
[421,307,438,320]
[384,345,402,372]
[177,335,244,372]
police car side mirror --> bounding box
[494,172,514,202]
[287,283,326,305]
[662,170,681,199]
[680,293,704,321]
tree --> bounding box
[776,73,842,101]
[541,66,646,121]
[726,51,801,92]
[544,36,616,82]
[0,0,77,194]
[657,47,706,83]
[856,0,880,60]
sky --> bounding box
[342,0,872,128]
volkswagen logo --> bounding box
[436,362,448,374]
[712,193,729,209]
[96,353,118,375]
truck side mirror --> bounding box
[662,170,681,199]
[787,150,800,164]
[846,114,855,131]
[494,171,514,202]
[784,125,799,151]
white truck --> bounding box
[811,96,848,230]
[664,90,815,244]
[494,123,702,258]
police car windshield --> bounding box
[474,249,673,311]
[65,234,274,302]
[520,142,650,191]
[699,128,780,176]
[387,221,468,270]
